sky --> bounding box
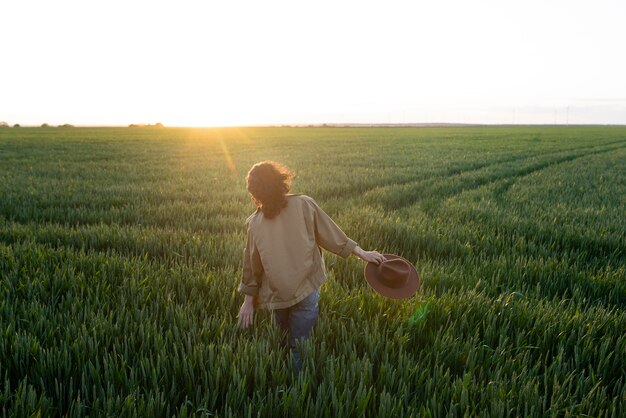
[2,0,626,126]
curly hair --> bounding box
[246,161,294,219]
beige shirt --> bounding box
[238,194,357,310]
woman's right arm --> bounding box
[306,197,384,264]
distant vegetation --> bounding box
[0,121,8,127]
[0,126,624,416]
[129,122,164,128]
[1,122,79,128]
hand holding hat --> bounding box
[364,254,419,299]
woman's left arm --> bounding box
[237,223,262,328]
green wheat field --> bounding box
[1,126,625,417]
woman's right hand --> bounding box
[353,246,385,264]
[237,295,255,328]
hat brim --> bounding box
[364,254,419,299]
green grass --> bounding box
[0,126,625,417]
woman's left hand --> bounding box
[237,296,255,328]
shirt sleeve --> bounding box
[238,223,263,296]
[310,198,358,258]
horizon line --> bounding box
[2,122,626,129]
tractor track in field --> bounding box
[336,140,626,201]
[369,141,626,212]
[442,142,626,205]
[340,139,625,209]
[318,138,626,204]
[490,142,626,198]
[314,151,537,203]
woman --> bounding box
[237,161,384,374]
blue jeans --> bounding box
[272,290,319,375]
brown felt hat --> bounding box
[364,254,419,299]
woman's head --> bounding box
[246,161,294,219]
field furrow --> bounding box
[358,143,626,212]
